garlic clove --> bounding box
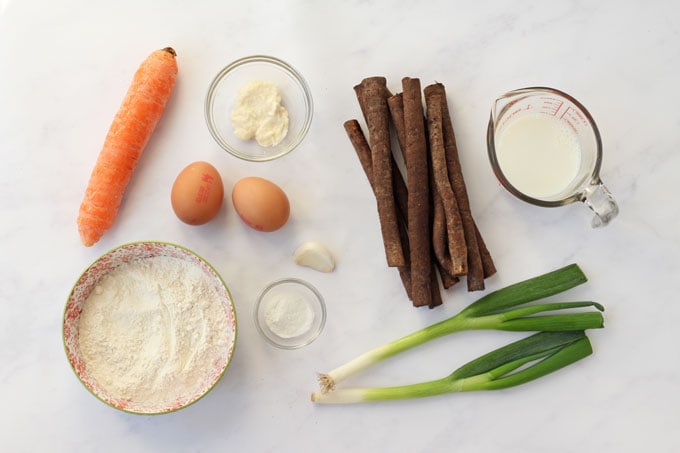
[293,241,335,273]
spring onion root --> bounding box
[312,331,592,404]
[317,264,604,393]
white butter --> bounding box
[231,80,289,147]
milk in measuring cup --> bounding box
[496,113,581,199]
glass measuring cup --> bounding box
[487,87,619,227]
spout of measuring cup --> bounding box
[490,88,533,125]
[490,97,506,126]
[581,178,619,227]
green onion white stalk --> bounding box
[312,330,592,404]
[316,264,604,394]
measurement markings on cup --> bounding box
[540,96,564,116]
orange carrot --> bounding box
[77,47,178,247]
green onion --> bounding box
[312,331,592,404]
[317,264,603,393]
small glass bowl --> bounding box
[254,278,326,349]
[205,55,314,162]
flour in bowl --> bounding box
[78,255,231,409]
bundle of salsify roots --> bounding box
[344,76,495,309]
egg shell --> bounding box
[232,177,290,232]
[171,161,224,225]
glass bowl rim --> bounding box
[254,277,326,350]
[204,54,314,162]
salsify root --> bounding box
[424,82,494,288]
[402,77,432,307]
[426,92,467,276]
[343,119,414,300]
[355,77,405,268]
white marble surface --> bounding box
[1,0,679,451]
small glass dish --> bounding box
[254,278,326,349]
[205,55,313,162]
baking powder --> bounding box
[78,256,230,408]
[264,294,314,338]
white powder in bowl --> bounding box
[78,256,230,410]
[264,295,314,339]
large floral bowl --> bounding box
[63,241,237,415]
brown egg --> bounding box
[232,177,290,232]
[171,161,224,225]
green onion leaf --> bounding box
[480,336,593,391]
[494,312,604,332]
[460,264,588,317]
[449,331,586,380]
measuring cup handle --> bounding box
[581,178,619,227]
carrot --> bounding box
[77,47,178,247]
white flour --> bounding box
[78,256,230,408]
